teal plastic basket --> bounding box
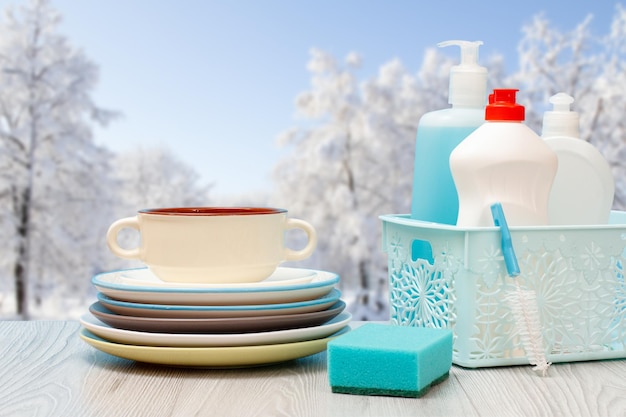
[380,211,626,368]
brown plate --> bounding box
[89,301,346,334]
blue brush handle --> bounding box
[490,203,520,277]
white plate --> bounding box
[119,267,316,288]
[80,327,350,368]
[80,312,352,347]
[93,267,339,306]
[97,289,342,319]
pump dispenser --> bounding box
[450,89,558,227]
[410,40,487,225]
[542,92,614,225]
[438,40,487,108]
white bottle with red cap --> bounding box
[449,89,558,227]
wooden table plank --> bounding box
[1,321,626,417]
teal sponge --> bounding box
[327,323,453,398]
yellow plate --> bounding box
[80,327,348,367]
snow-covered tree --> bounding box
[509,6,626,208]
[590,4,626,208]
[0,0,118,318]
[274,8,626,320]
[114,146,213,212]
[274,49,456,320]
[511,13,597,129]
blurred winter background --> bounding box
[0,0,625,320]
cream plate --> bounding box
[97,289,341,319]
[80,312,352,347]
[119,267,316,288]
[80,327,349,367]
[93,267,339,306]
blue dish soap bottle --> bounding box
[410,40,488,225]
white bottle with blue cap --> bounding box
[410,40,487,225]
[542,92,615,225]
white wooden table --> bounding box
[1,320,626,416]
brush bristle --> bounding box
[506,280,551,376]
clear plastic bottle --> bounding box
[410,40,487,225]
[542,92,615,225]
[450,89,558,227]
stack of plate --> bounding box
[79,267,351,367]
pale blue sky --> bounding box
[5,0,619,196]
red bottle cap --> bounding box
[485,89,525,121]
